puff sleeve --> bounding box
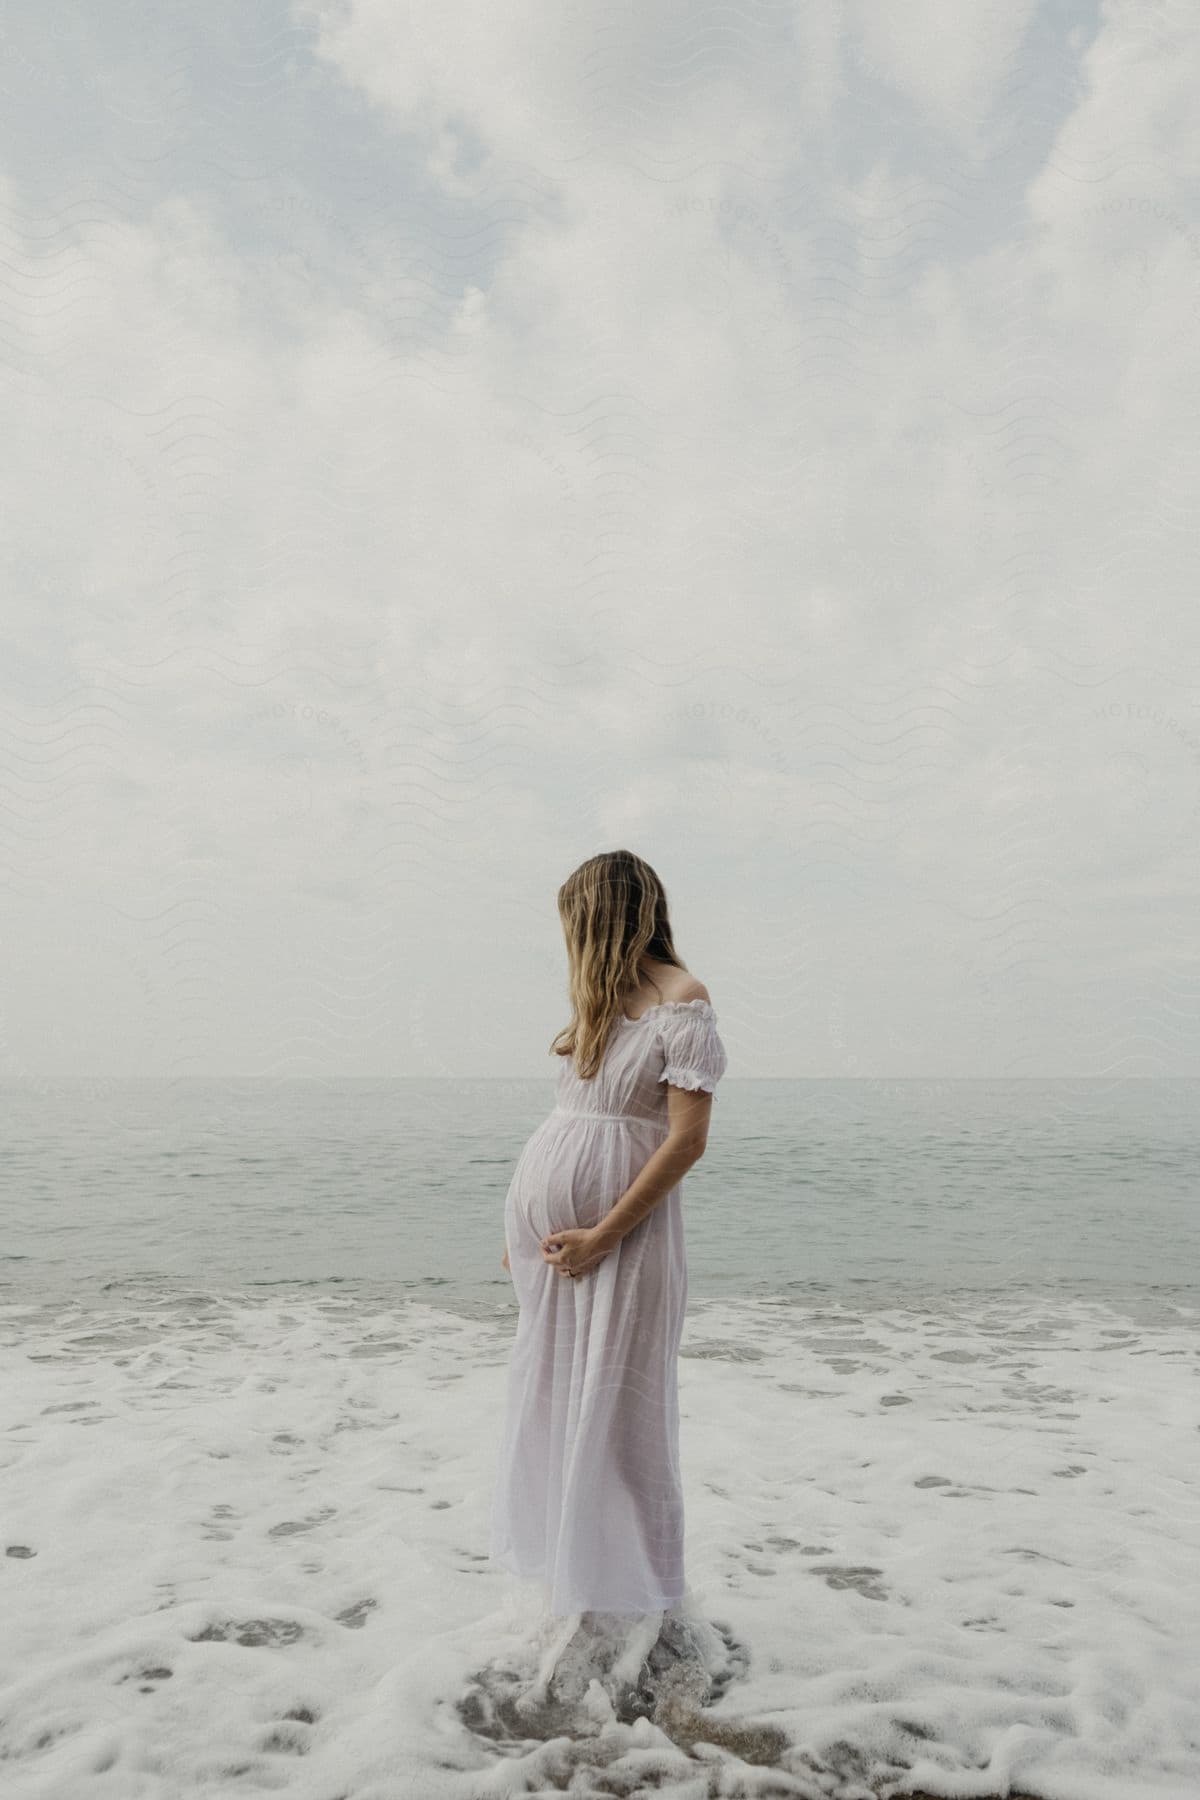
[655,1000,728,1096]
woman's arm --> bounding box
[589,1087,713,1255]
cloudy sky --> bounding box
[3,0,1198,1080]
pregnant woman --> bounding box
[489,847,728,1644]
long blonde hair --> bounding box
[551,850,689,1079]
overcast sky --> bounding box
[3,0,1198,1081]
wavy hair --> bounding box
[551,850,689,1079]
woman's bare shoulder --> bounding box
[665,973,711,1005]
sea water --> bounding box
[2,1078,1198,1798]
[4,1076,1198,1317]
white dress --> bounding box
[489,997,729,1618]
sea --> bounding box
[4,1076,1198,1318]
[2,1077,1198,1800]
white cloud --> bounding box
[0,0,1197,1075]
[847,0,1041,142]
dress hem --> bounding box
[490,1552,686,1615]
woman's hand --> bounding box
[540,1227,607,1279]
[501,1246,510,1272]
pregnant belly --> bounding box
[509,1116,659,1240]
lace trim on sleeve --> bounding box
[656,1066,718,1094]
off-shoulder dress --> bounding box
[489,997,729,1617]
